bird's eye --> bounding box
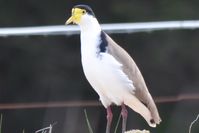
[82,10,86,14]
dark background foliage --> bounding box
[0,0,198,133]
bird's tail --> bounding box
[146,93,162,125]
[124,94,161,127]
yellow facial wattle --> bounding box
[65,8,86,24]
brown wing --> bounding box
[105,33,161,124]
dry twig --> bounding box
[189,114,199,133]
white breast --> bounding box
[80,30,135,108]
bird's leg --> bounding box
[106,106,113,133]
[121,103,128,133]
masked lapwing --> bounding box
[65,4,161,133]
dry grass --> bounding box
[189,114,199,133]
[0,112,198,133]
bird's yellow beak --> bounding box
[65,8,86,25]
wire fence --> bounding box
[0,93,198,110]
[1,20,199,36]
[0,20,199,110]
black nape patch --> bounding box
[99,31,108,53]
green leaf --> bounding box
[0,114,3,133]
[114,114,121,133]
[84,109,94,133]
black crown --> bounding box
[74,4,95,17]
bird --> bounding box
[65,4,161,133]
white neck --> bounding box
[79,14,101,33]
[79,14,102,60]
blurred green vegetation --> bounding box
[0,0,199,133]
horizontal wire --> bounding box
[0,20,199,109]
[0,93,198,110]
[1,20,199,36]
